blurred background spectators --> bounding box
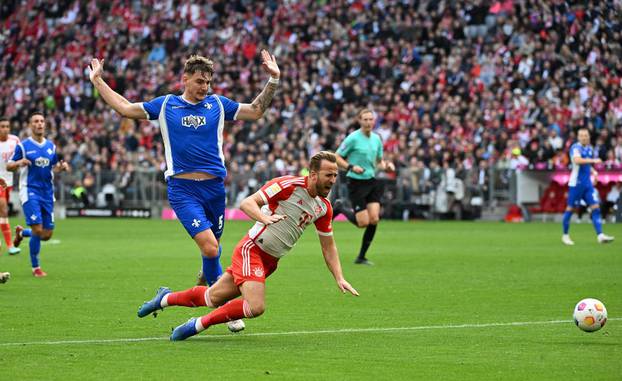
[1,0,621,216]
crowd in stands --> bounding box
[1,0,621,212]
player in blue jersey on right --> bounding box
[88,51,280,332]
[7,112,70,277]
[562,128,614,245]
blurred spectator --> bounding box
[0,0,620,209]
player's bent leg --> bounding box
[170,281,262,341]
[194,229,223,286]
[206,272,242,307]
[239,280,266,317]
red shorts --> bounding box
[0,186,12,203]
[226,235,279,286]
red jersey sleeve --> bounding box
[258,176,302,205]
[314,198,333,236]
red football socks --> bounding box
[166,286,208,307]
[199,299,252,329]
[0,223,12,247]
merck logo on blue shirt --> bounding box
[34,157,50,168]
[181,115,207,129]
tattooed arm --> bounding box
[236,50,280,121]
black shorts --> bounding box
[347,178,384,213]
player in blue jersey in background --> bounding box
[7,112,70,277]
[88,51,280,331]
[562,128,614,245]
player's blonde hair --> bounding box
[184,55,214,76]
[309,151,337,172]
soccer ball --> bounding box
[573,298,607,332]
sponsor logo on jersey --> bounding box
[314,205,323,215]
[34,157,50,168]
[265,183,282,197]
[181,115,207,129]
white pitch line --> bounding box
[1,318,619,347]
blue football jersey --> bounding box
[568,142,594,187]
[11,138,59,203]
[141,94,239,179]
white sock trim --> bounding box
[160,294,169,307]
[204,287,214,308]
[194,317,205,332]
[0,217,9,224]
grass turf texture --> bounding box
[0,219,620,380]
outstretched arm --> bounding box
[318,235,359,296]
[236,50,280,121]
[88,58,148,120]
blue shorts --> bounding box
[167,177,226,239]
[23,198,55,230]
[567,185,599,208]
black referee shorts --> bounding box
[346,178,384,213]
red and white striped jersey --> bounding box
[248,176,333,258]
[0,135,20,186]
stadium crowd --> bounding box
[1,0,621,212]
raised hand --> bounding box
[260,50,280,79]
[88,58,104,82]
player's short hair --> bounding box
[0,116,9,123]
[577,127,589,134]
[358,108,374,119]
[309,151,337,172]
[29,111,45,122]
[184,55,214,76]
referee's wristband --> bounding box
[347,164,354,171]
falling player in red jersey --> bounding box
[137,151,359,340]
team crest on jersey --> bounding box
[181,115,207,129]
[252,266,264,277]
[204,103,212,109]
[34,157,50,168]
[47,148,54,155]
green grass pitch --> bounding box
[0,219,620,380]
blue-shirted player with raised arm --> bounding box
[7,112,70,277]
[562,128,614,245]
[88,51,280,332]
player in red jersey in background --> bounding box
[137,151,359,340]
[0,117,21,255]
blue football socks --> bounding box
[591,208,603,235]
[29,235,41,268]
[202,245,223,286]
[562,211,572,234]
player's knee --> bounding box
[200,241,219,258]
[40,231,53,241]
[247,300,265,317]
[31,226,44,236]
[369,216,380,225]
